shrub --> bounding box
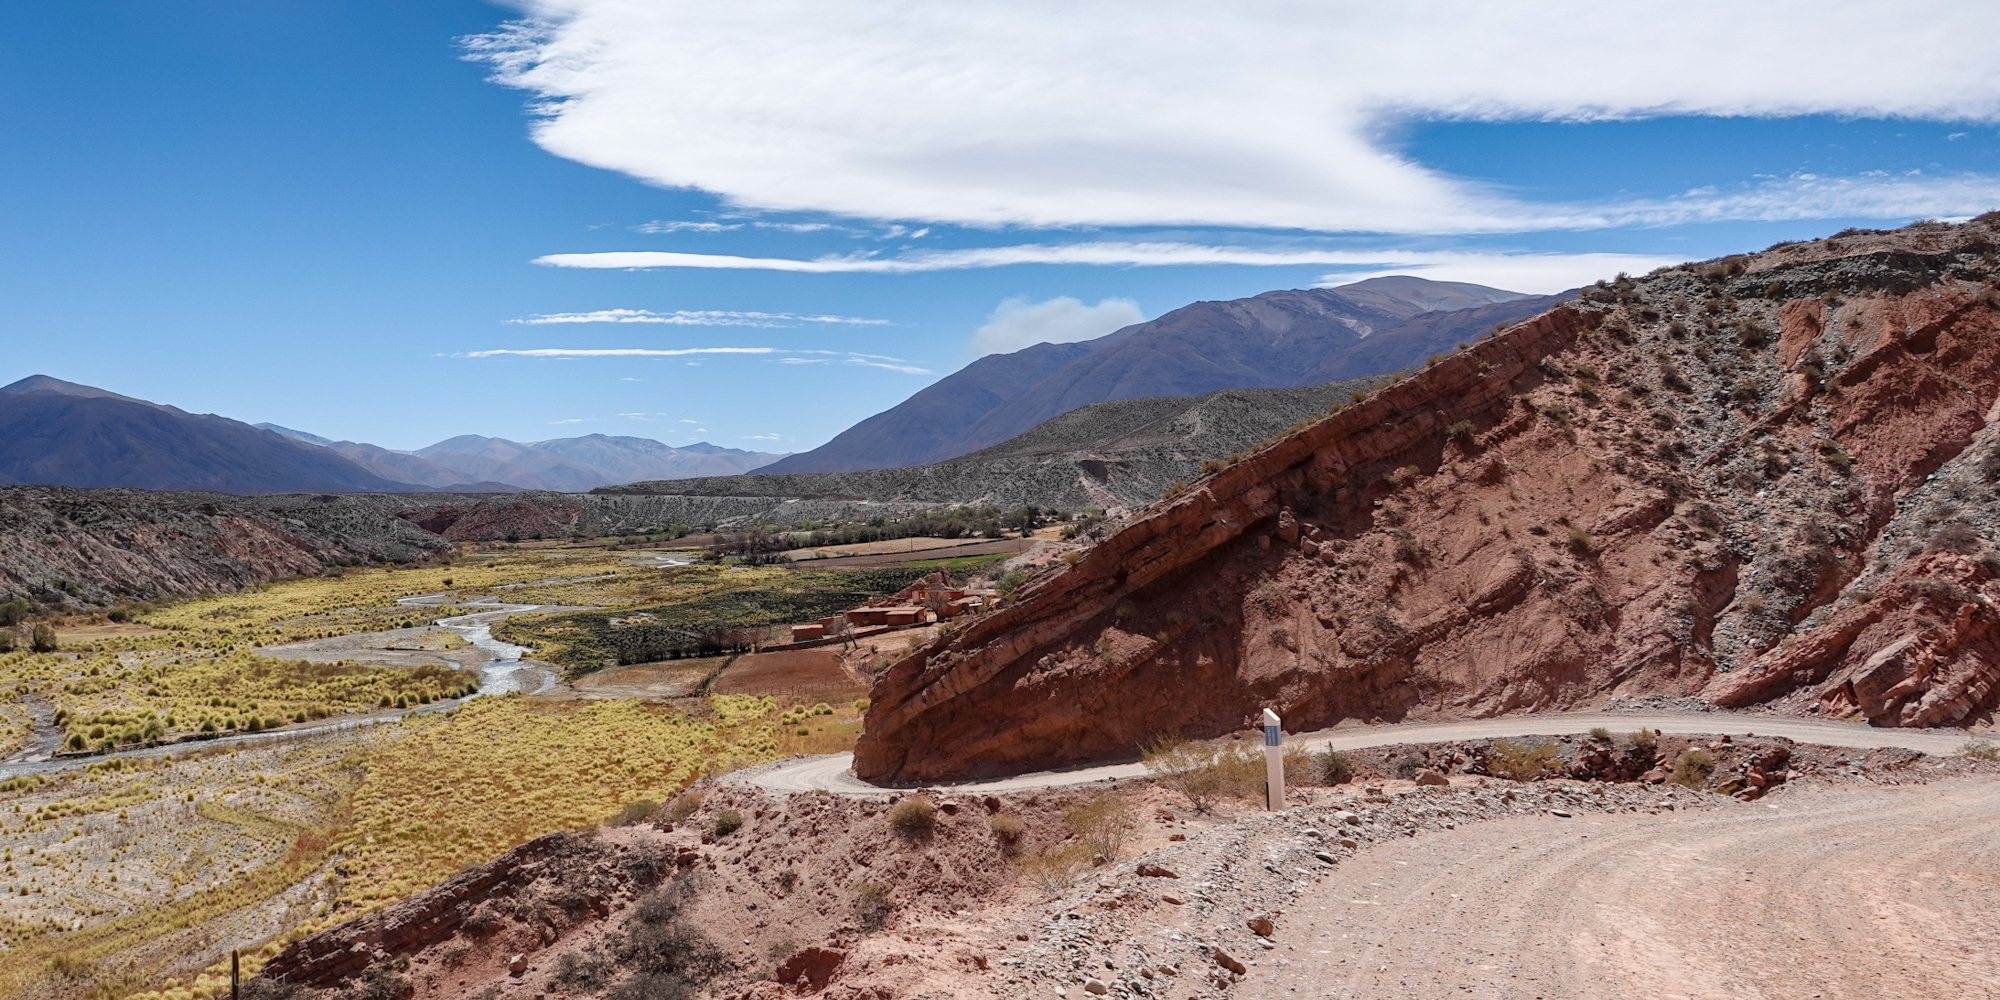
[611,876,728,996]
[29,624,57,653]
[610,799,660,827]
[1015,842,1093,892]
[1316,746,1354,785]
[0,632,11,654]
[1627,728,1656,753]
[1671,749,1714,788]
[888,797,937,830]
[1142,736,1225,813]
[1063,791,1136,862]
[1962,740,2000,762]
[988,812,1026,843]
[852,879,894,930]
[664,792,704,824]
[1486,738,1560,781]
[711,810,743,837]
[1588,727,1613,742]
[1445,419,1473,440]
[1565,527,1594,555]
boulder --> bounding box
[1413,768,1450,787]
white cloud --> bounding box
[534,243,1677,293]
[512,308,886,326]
[462,347,775,358]
[678,418,698,423]
[780,357,831,364]
[742,432,782,441]
[466,3,2000,233]
[845,358,933,375]
[636,220,739,233]
[972,296,1144,356]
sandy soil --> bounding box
[1245,778,2000,1000]
[711,648,864,699]
[559,657,725,700]
[259,626,494,672]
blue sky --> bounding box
[3,2,1998,454]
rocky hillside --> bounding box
[855,217,2000,783]
[763,277,1555,473]
[598,373,1394,511]
[0,487,455,611]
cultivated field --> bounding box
[0,550,906,999]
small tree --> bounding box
[29,624,57,654]
[1063,791,1136,863]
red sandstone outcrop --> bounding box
[856,219,2000,783]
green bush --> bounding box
[1588,727,1613,742]
[29,624,57,654]
[1961,740,2000,762]
[712,810,744,837]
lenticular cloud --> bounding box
[466,1,2000,233]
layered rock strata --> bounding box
[857,220,2000,782]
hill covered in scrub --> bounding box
[596,372,1396,510]
[855,217,2000,783]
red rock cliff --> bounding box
[856,220,2000,783]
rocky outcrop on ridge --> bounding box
[855,218,2000,783]
[0,487,455,610]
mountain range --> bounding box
[0,375,786,494]
[256,426,785,493]
[759,276,1566,474]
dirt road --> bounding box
[738,711,1985,794]
[1246,778,2000,999]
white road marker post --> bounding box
[1263,708,1284,811]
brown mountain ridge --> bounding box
[855,216,2000,783]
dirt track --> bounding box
[1245,778,2000,999]
[740,711,1985,794]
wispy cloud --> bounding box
[533,244,1679,293]
[846,358,932,375]
[467,3,2000,233]
[511,308,888,327]
[678,418,698,424]
[780,357,831,364]
[462,347,776,358]
[742,432,782,441]
[636,220,740,233]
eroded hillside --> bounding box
[856,218,2000,783]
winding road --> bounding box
[734,711,1986,795]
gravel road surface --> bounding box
[737,711,1984,794]
[1244,778,2000,999]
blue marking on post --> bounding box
[1264,724,1281,747]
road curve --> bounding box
[1245,778,2000,999]
[734,711,1988,795]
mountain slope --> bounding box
[597,372,1396,510]
[753,340,1098,474]
[0,378,418,494]
[852,218,2000,783]
[761,277,1548,474]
